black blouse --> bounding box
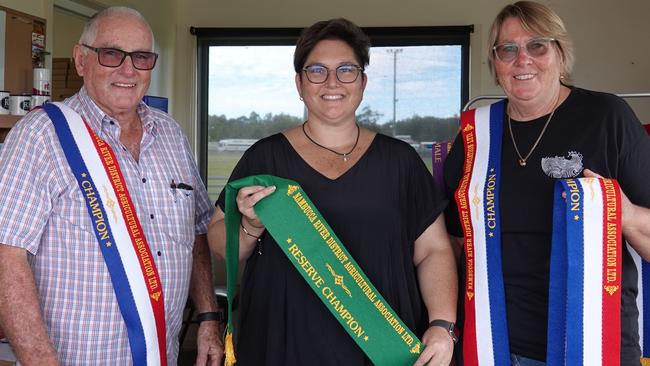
[216,133,447,365]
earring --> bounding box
[299,96,304,101]
[560,74,565,80]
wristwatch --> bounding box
[429,319,459,344]
[196,311,224,323]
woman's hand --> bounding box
[207,184,277,261]
[583,169,650,259]
[413,326,455,366]
[582,169,634,231]
[236,185,276,230]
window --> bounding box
[193,25,472,200]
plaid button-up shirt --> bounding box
[0,88,214,365]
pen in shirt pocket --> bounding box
[170,180,194,199]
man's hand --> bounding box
[194,321,224,366]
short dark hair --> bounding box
[293,18,370,74]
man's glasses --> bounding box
[81,44,158,70]
[302,64,363,84]
[492,37,556,62]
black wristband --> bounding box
[428,319,459,343]
[196,311,223,323]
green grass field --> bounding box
[206,152,244,200]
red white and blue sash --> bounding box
[455,100,510,366]
[630,246,650,365]
[548,178,622,366]
[456,101,624,366]
[44,102,167,366]
[640,126,650,365]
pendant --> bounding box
[519,159,527,167]
[343,154,349,162]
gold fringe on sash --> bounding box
[224,330,236,366]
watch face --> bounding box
[449,329,459,343]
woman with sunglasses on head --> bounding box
[208,18,458,366]
[444,2,650,365]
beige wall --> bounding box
[52,7,85,58]
[1,0,45,17]
[4,0,650,139]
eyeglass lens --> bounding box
[303,65,361,84]
[97,48,157,70]
[494,38,553,62]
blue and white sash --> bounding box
[548,178,622,366]
[631,248,650,365]
[455,100,510,366]
[44,103,167,366]
[456,101,624,366]
[628,123,650,362]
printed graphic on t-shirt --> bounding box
[541,151,584,178]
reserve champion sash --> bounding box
[455,100,510,366]
[44,102,167,366]
[223,175,422,366]
[456,101,624,366]
[547,178,622,366]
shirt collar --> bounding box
[74,86,157,137]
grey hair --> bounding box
[79,6,155,51]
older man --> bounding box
[0,7,222,365]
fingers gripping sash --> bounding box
[224,175,423,366]
[548,178,622,366]
[44,103,167,366]
[455,100,510,366]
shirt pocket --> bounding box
[161,176,196,249]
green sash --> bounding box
[223,175,422,365]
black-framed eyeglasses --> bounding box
[302,64,364,84]
[81,44,158,70]
[492,37,556,62]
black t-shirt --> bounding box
[216,133,447,366]
[444,87,650,364]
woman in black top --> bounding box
[444,2,650,365]
[207,18,458,365]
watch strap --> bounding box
[196,311,224,323]
[429,319,459,343]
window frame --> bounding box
[192,25,473,180]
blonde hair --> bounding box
[487,1,574,84]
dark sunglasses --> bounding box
[81,44,158,70]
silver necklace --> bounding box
[302,121,360,162]
[507,104,558,167]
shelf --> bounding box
[0,115,21,129]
